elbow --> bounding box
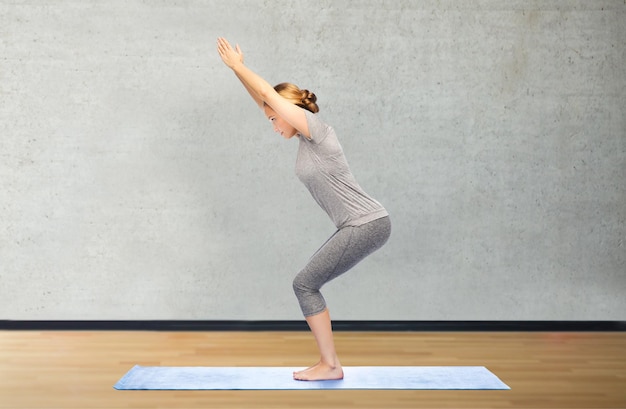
[257,83,274,102]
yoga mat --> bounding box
[114,365,510,390]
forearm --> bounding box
[230,62,274,106]
[235,71,264,109]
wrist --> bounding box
[230,61,244,71]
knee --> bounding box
[292,271,316,295]
[292,273,306,294]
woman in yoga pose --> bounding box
[217,37,390,381]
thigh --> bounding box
[300,217,391,287]
[300,227,355,284]
[328,217,391,279]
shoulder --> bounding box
[302,111,333,144]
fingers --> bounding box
[217,37,232,51]
[216,37,228,54]
[217,37,244,67]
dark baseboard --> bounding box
[0,320,624,331]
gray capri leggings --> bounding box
[293,216,391,317]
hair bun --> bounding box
[273,82,320,113]
[300,90,319,113]
[301,90,317,104]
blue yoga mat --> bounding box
[114,365,510,390]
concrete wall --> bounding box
[1,0,624,320]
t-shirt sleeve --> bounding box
[303,110,331,144]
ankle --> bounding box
[321,356,341,369]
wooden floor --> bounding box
[1,331,624,409]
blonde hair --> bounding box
[273,82,319,113]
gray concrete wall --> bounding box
[1,0,624,320]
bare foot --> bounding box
[292,360,320,378]
[293,361,343,381]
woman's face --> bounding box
[263,105,298,139]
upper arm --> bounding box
[261,88,310,138]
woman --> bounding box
[217,37,391,381]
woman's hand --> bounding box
[217,37,243,69]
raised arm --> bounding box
[236,70,264,109]
[217,37,310,138]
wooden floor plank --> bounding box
[1,331,624,408]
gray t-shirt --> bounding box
[296,110,388,229]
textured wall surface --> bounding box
[1,0,624,320]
